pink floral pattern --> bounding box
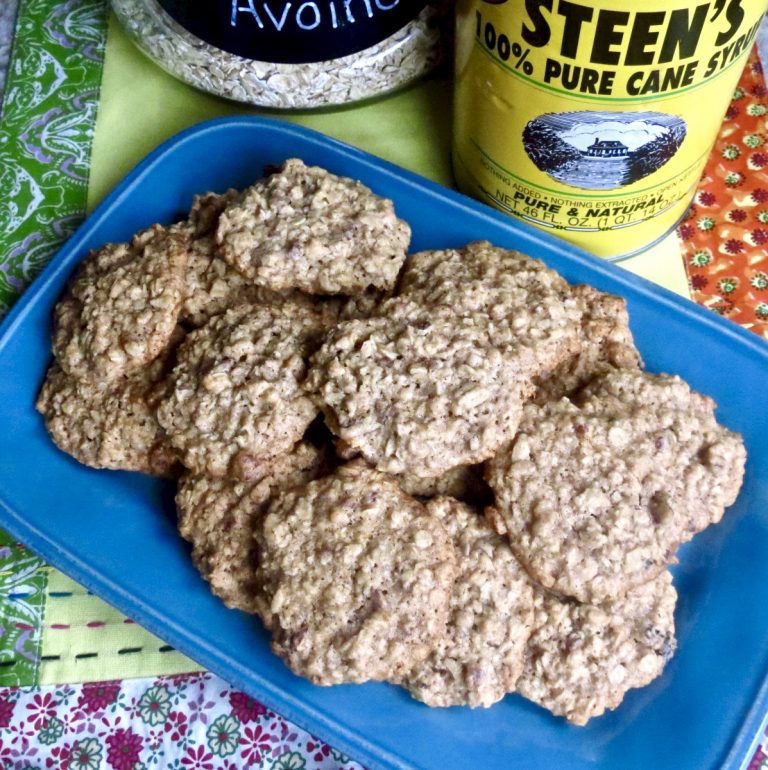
[228,691,266,724]
[105,728,142,769]
[77,684,120,714]
[0,673,365,770]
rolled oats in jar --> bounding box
[110,0,452,109]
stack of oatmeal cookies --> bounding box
[37,159,746,725]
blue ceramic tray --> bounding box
[1,117,767,770]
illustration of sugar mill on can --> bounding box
[453,0,767,258]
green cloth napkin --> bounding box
[38,570,202,685]
[87,14,455,211]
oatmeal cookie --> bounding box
[401,497,534,708]
[176,441,326,613]
[216,159,410,295]
[36,353,179,477]
[486,369,746,603]
[52,224,189,384]
[329,447,488,502]
[575,369,746,536]
[158,301,328,479]
[516,571,677,725]
[184,189,347,326]
[182,233,276,328]
[184,189,272,326]
[180,231,337,329]
[306,300,559,477]
[532,284,642,403]
[396,241,582,370]
[329,441,488,502]
[183,190,339,328]
[254,461,457,685]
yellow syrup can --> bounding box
[453,0,767,258]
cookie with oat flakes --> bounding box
[216,159,410,295]
[532,284,642,404]
[575,369,746,537]
[36,336,182,478]
[158,301,329,480]
[330,442,490,504]
[176,441,326,614]
[485,369,746,603]
[254,460,457,685]
[181,228,340,329]
[400,497,534,708]
[395,241,582,371]
[188,189,241,238]
[306,299,571,477]
[180,232,285,328]
[181,190,340,328]
[52,224,189,384]
[516,571,677,725]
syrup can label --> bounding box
[453,0,766,258]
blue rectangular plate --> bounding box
[1,116,767,770]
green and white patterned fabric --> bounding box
[0,531,47,687]
[0,0,106,317]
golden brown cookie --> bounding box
[176,441,327,613]
[52,224,189,384]
[216,159,410,295]
[401,497,534,708]
[307,300,565,477]
[397,241,582,371]
[516,571,677,725]
[36,354,179,477]
[486,369,746,603]
[532,284,642,403]
[158,301,328,479]
[254,461,457,685]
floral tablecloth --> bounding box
[0,2,767,769]
[0,673,360,770]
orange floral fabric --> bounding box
[678,48,768,339]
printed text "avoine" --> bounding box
[231,0,401,31]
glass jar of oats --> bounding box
[110,0,452,109]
